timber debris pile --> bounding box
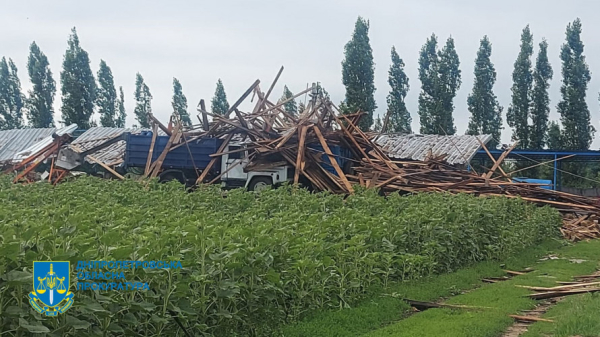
[2,69,600,241]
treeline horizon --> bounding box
[0,18,596,152]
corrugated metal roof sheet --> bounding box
[0,128,57,163]
[13,124,78,162]
[373,133,493,165]
[69,127,163,165]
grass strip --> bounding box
[361,240,600,337]
[280,240,565,337]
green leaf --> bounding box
[66,315,91,330]
[19,318,50,333]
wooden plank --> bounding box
[358,173,365,187]
[528,288,600,300]
[147,123,181,178]
[255,86,313,117]
[294,125,308,184]
[476,136,508,178]
[144,123,159,175]
[148,112,172,137]
[199,99,210,131]
[517,281,600,292]
[224,79,260,118]
[275,126,298,150]
[195,133,234,184]
[509,315,554,323]
[484,142,518,180]
[87,155,125,180]
[313,126,353,193]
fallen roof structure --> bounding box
[68,127,165,166]
[0,127,57,165]
[13,124,78,163]
[374,133,493,165]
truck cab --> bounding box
[220,143,290,191]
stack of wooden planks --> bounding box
[561,214,600,242]
[520,275,600,300]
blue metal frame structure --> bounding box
[472,149,600,190]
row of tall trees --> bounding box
[340,17,596,151]
[0,27,232,130]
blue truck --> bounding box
[123,132,352,190]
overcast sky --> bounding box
[2,0,600,146]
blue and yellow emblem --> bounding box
[29,261,74,316]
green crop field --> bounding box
[0,176,561,336]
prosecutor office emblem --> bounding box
[29,261,74,316]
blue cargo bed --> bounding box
[124,133,223,171]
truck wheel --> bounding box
[159,171,186,185]
[248,177,273,192]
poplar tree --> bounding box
[26,42,56,128]
[558,18,594,150]
[530,40,553,149]
[172,78,191,126]
[96,60,117,127]
[115,86,126,128]
[0,58,24,129]
[211,79,229,115]
[61,27,96,128]
[341,17,376,131]
[506,25,533,148]
[297,102,306,115]
[466,36,503,148]
[418,35,460,135]
[133,73,152,128]
[436,37,461,135]
[386,46,411,133]
[373,115,383,132]
[280,85,297,116]
[418,34,439,134]
[547,121,562,149]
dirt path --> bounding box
[502,298,563,337]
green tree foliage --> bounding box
[133,73,152,128]
[341,17,376,131]
[60,27,96,128]
[172,78,191,126]
[211,79,229,115]
[386,46,411,133]
[373,114,383,132]
[418,35,461,135]
[547,121,562,150]
[507,25,534,148]
[96,60,117,127]
[530,40,553,149]
[558,18,594,150]
[466,36,503,148]
[298,101,306,115]
[437,37,461,135]
[0,57,24,129]
[280,85,297,116]
[115,86,126,128]
[26,42,55,128]
[418,34,439,134]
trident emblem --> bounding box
[35,263,67,305]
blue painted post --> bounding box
[553,154,557,190]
